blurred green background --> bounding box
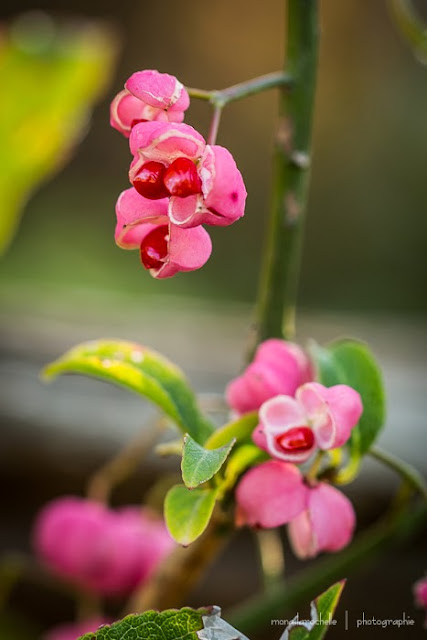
[1,0,426,313]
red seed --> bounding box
[133,162,169,200]
[140,225,169,270]
[163,157,202,197]
[276,427,314,453]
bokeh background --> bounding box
[1,0,426,638]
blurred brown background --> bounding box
[0,0,426,638]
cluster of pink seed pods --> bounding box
[227,339,363,558]
[110,70,247,278]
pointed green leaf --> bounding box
[310,339,385,455]
[205,412,259,449]
[164,484,217,546]
[285,580,345,640]
[43,340,214,443]
[182,435,235,489]
[78,607,209,640]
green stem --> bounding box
[186,71,293,108]
[186,87,213,101]
[369,446,427,500]
[251,0,319,351]
[227,502,427,633]
[218,71,293,105]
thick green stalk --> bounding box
[252,0,319,349]
[228,503,427,633]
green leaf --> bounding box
[285,580,345,640]
[205,412,259,449]
[310,339,385,455]
[0,15,118,253]
[164,484,217,546]
[43,340,214,444]
[182,435,235,489]
[78,607,209,640]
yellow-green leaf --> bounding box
[43,340,214,443]
[0,14,118,253]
